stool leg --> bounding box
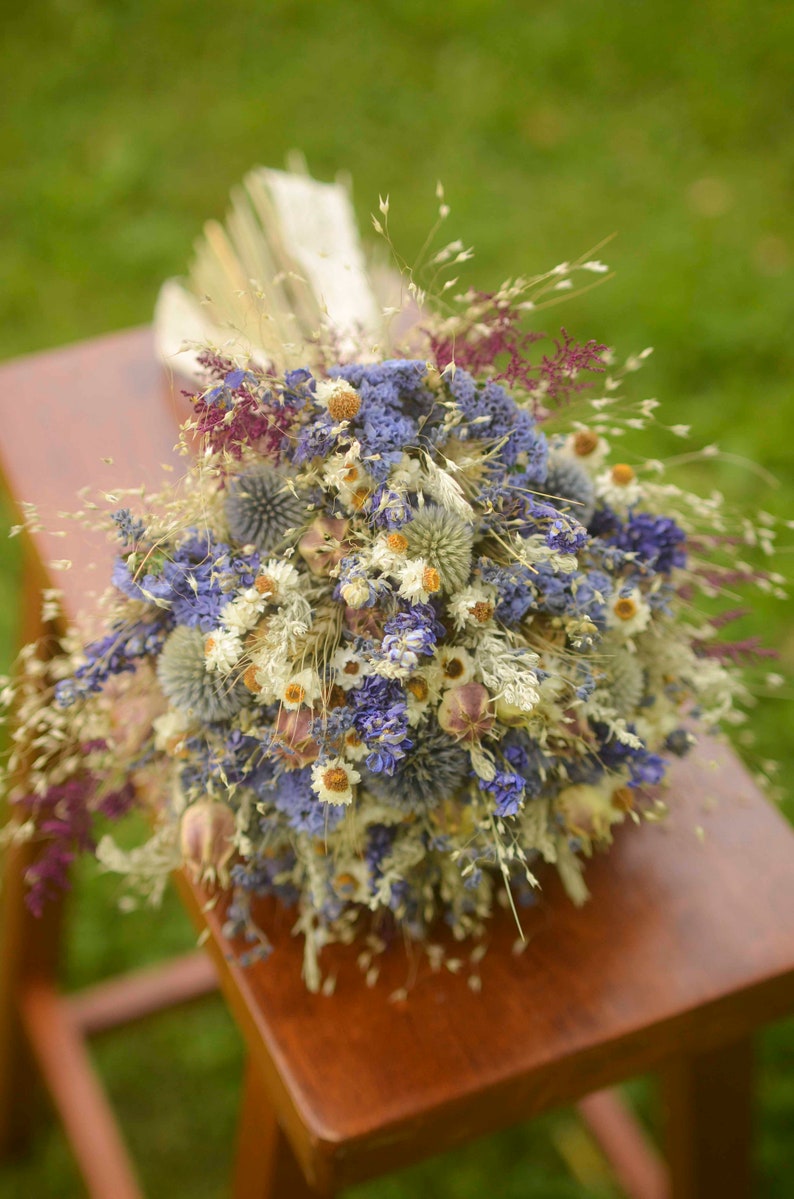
[662,1036,753,1199]
[232,1058,325,1199]
[0,541,66,1155]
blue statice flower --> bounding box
[114,532,261,632]
[479,560,536,626]
[349,676,412,775]
[448,370,547,470]
[293,415,337,465]
[331,360,436,481]
[480,769,526,817]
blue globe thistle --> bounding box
[364,728,468,811]
[157,625,246,722]
[404,505,474,592]
[225,466,307,553]
[545,456,596,527]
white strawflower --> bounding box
[397,557,442,605]
[311,758,361,805]
[448,584,497,631]
[204,629,243,674]
[341,577,372,608]
[341,727,369,762]
[219,588,266,636]
[256,559,301,601]
[315,379,362,423]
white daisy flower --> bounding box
[595,463,643,508]
[606,588,652,637]
[311,758,361,805]
[341,727,369,762]
[559,428,611,472]
[279,667,323,710]
[369,530,410,574]
[404,669,441,725]
[332,645,367,691]
[436,645,476,688]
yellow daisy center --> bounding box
[614,597,638,621]
[322,766,350,793]
[611,463,636,485]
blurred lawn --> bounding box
[1,1,793,1195]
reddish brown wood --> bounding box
[175,736,794,1192]
[1,329,793,1196]
[0,543,66,1156]
[576,1090,668,1199]
[662,1037,753,1199]
[233,1058,322,1199]
[68,951,218,1037]
[20,982,143,1199]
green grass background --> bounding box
[1,0,793,1194]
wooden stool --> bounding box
[1,328,793,1199]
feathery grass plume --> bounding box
[545,455,596,527]
[365,728,469,811]
[225,465,308,552]
[157,625,246,722]
[404,505,474,592]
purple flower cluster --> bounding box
[350,676,412,774]
[480,769,526,817]
[380,604,442,672]
[191,358,306,461]
[56,620,167,707]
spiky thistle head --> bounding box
[403,505,474,593]
[605,648,645,716]
[157,625,246,722]
[225,465,308,553]
[364,728,469,811]
[544,455,596,527]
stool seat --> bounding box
[1,327,793,1198]
[180,736,794,1192]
